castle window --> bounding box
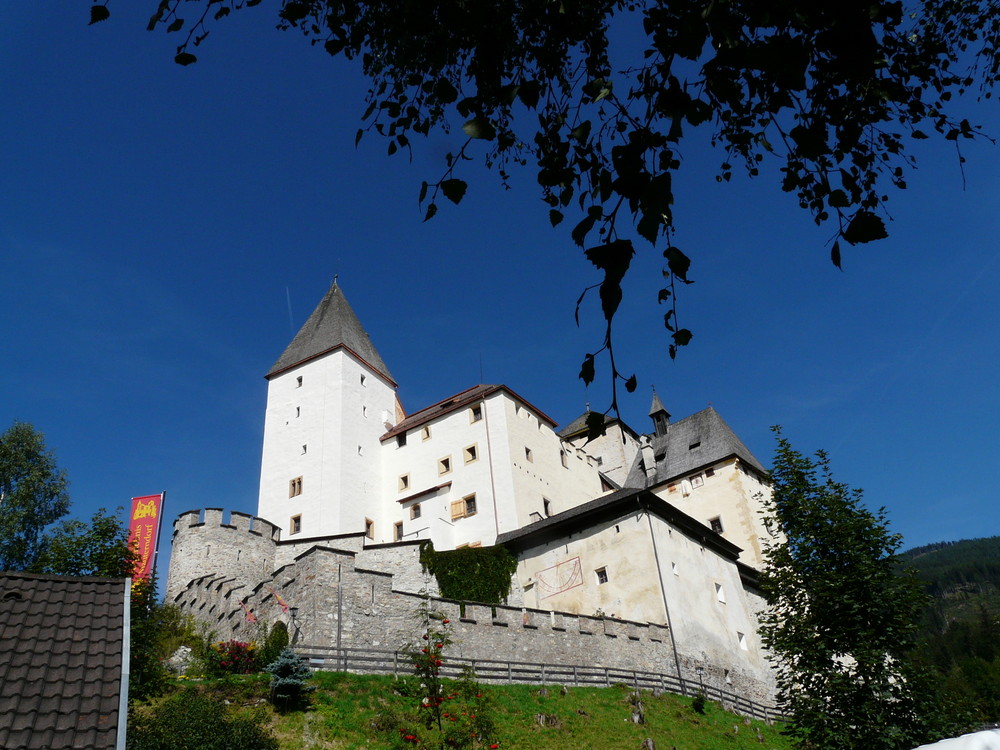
[470,405,483,423]
[397,433,407,447]
[301,444,307,455]
[421,425,431,441]
[438,456,452,476]
[410,503,421,520]
[362,405,368,417]
[738,631,748,651]
[710,516,724,534]
[296,376,303,388]
[295,406,300,418]
[451,494,477,520]
[672,562,679,576]
[289,477,303,497]
[543,498,552,517]
[715,583,726,604]
[691,474,704,489]
[464,444,478,464]
[360,374,367,386]
[358,445,363,456]
[365,518,374,540]
[394,521,403,542]
[524,447,533,463]
[560,449,567,468]
[595,567,609,585]
[290,515,302,535]
[705,467,715,477]
[399,474,410,492]
[689,441,701,450]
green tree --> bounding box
[0,421,70,571]
[758,430,961,749]
[32,507,138,578]
[93,0,997,425]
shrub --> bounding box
[127,688,277,750]
[266,647,315,712]
[203,640,259,677]
[691,690,707,715]
[257,621,289,667]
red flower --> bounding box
[442,619,450,624]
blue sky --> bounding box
[3,4,998,577]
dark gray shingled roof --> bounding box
[624,406,766,488]
[0,572,128,750]
[497,487,743,560]
[557,411,639,441]
[267,281,395,383]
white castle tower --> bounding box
[257,280,400,539]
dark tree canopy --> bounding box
[95,0,997,426]
[758,431,963,749]
[32,507,138,578]
[0,421,71,571]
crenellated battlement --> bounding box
[165,508,281,603]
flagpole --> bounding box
[151,491,167,585]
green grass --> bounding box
[147,672,792,750]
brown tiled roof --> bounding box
[0,571,128,750]
[380,384,557,441]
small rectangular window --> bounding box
[421,425,432,441]
[290,515,301,535]
[399,474,410,492]
[289,477,303,497]
[394,521,403,542]
[410,503,421,520]
[470,405,483,423]
[716,583,726,604]
[596,567,609,585]
[438,456,452,475]
[524,447,533,462]
[451,494,477,520]
[691,474,704,488]
[397,433,407,447]
[362,405,368,417]
[543,498,552,517]
[295,406,300,418]
[464,444,478,464]
[560,449,568,468]
[689,441,701,450]
[365,518,374,540]
[296,376,303,388]
[360,374,367,386]
[705,467,715,477]
[710,516,724,534]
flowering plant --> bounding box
[203,639,259,676]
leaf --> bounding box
[586,410,606,440]
[355,129,364,147]
[586,239,635,285]
[434,78,458,104]
[517,81,542,109]
[462,117,496,141]
[325,39,346,56]
[569,121,592,142]
[843,211,888,245]
[419,181,429,204]
[831,241,842,269]
[89,5,110,24]
[658,288,671,304]
[599,280,623,321]
[279,1,310,23]
[828,190,850,208]
[911,130,928,139]
[571,213,598,247]
[440,179,467,205]
[663,246,692,282]
[579,354,596,386]
[672,329,693,347]
[174,52,198,66]
[423,203,438,222]
[214,6,231,20]
[663,310,675,331]
[167,17,184,32]
[636,213,661,245]
[549,209,563,227]
[625,375,637,393]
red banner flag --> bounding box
[128,494,163,579]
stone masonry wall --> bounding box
[172,543,774,705]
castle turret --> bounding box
[257,281,399,540]
[649,389,671,437]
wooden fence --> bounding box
[294,644,780,722]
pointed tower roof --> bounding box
[648,389,670,419]
[266,281,395,383]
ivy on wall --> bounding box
[419,542,518,604]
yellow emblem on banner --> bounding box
[133,500,157,520]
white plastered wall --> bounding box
[258,349,396,539]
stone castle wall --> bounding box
[169,514,774,705]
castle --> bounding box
[165,280,778,702]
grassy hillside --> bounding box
[134,672,794,750]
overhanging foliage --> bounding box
[419,541,518,604]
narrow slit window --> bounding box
[296,375,303,388]
[524,447,533,463]
[397,433,407,447]
[399,474,410,492]
[716,583,726,604]
[421,425,431,441]
[290,515,302,535]
[394,521,403,542]
[410,503,421,520]
[289,477,303,497]
[365,518,374,540]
